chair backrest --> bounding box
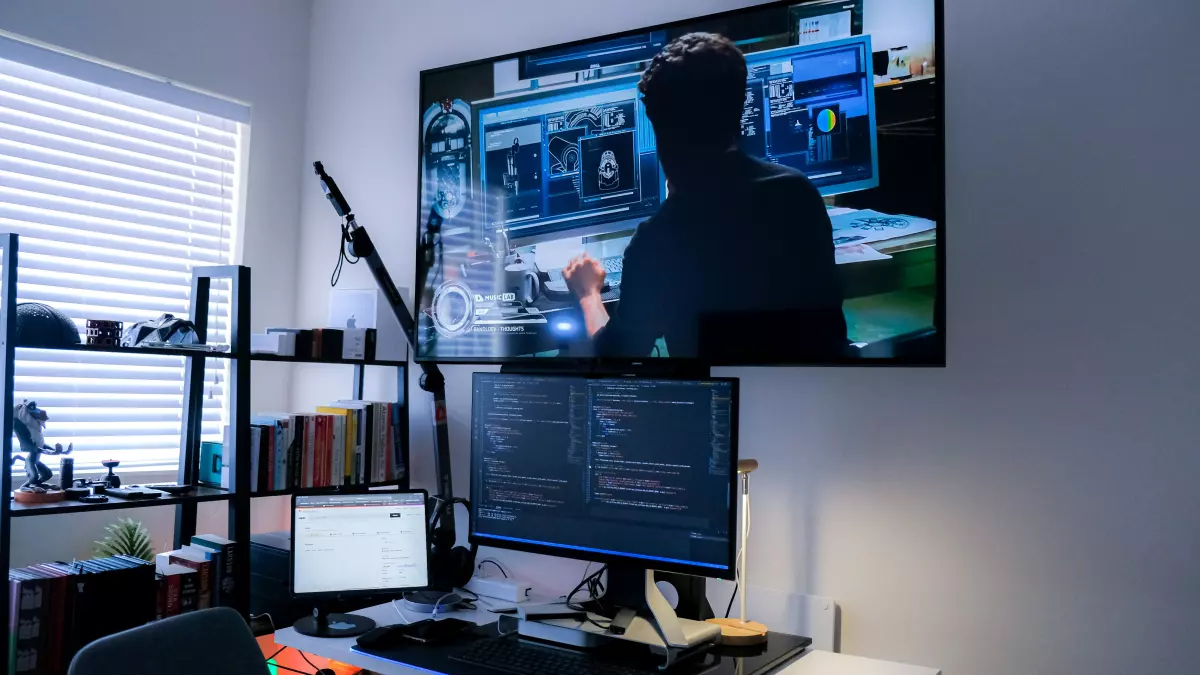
[68,607,270,675]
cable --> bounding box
[392,598,413,625]
[564,563,612,632]
[263,646,320,675]
[298,649,323,674]
[330,217,360,286]
[477,558,509,578]
[726,482,751,619]
[431,591,462,618]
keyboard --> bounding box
[451,636,648,675]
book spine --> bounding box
[275,422,288,491]
[204,542,235,608]
[165,574,181,616]
[249,426,261,493]
[178,573,198,613]
[363,405,374,485]
[304,415,316,488]
[375,403,386,482]
[317,416,328,488]
[168,556,211,610]
[266,424,276,491]
[391,402,404,480]
[155,575,166,620]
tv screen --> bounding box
[416,0,943,365]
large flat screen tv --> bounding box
[416,0,943,366]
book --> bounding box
[374,402,387,482]
[304,413,316,488]
[166,548,213,609]
[182,544,223,611]
[275,419,289,490]
[249,426,262,493]
[258,423,275,491]
[391,401,406,480]
[334,401,370,484]
[314,414,327,488]
[318,406,356,486]
[28,563,72,675]
[155,564,194,617]
[190,534,236,607]
[9,570,49,675]
[287,414,303,489]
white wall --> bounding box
[297,0,1200,672]
[0,0,313,558]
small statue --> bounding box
[11,400,71,493]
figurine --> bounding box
[11,400,72,493]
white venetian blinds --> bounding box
[0,33,249,472]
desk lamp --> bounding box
[707,458,768,645]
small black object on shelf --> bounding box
[101,459,122,488]
[15,302,80,348]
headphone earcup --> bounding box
[450,545,476,588]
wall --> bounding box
[299,0,1200,674]
[0,0,313,560]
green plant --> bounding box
[94,517,154,561]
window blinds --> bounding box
[0,40,247,473]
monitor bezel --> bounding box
[468,372,740,581]
[415,0,946,368]
[290,488,431,601]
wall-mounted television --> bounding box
[415,0,943,366]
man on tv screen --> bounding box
[562,33,847,361]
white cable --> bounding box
[431,591,460,618]
[391,599,412,625]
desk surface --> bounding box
[275,601,936,675]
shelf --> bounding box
[250,353,407,367]
[16,343,237,359]
[9,485,232,517]
[251,480,407,498]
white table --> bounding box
[780,650,941,675]
[274,601,940,675]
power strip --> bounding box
[466,576,533,603]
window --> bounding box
[0,33,250,473]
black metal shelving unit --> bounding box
[0,258,254,642]
[0,235,411,666]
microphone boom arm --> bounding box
[313,161,457,537]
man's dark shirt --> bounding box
[593,150,846,362]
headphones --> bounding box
[429,497,477,590]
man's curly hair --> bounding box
[639,33,747,153]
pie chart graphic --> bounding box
[815,107,838,134]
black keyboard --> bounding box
[451,636,648,675]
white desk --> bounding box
[780,650,941,675]
[274,602,941,675]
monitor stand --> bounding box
[293,606,376,638]
[518,565,720,668]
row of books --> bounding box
[153,534,237,617]
[7,535,235,675]
[249,400,405,493]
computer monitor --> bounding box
[290,490,430,637]
[470,373,738,578]
[416,0,943,365]
[740,35,878,196]
[473,75,664,244]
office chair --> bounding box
[68,607,270,675]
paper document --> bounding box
[831,209,936,246]
[533,237,584,271]
[835,243,892,265]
